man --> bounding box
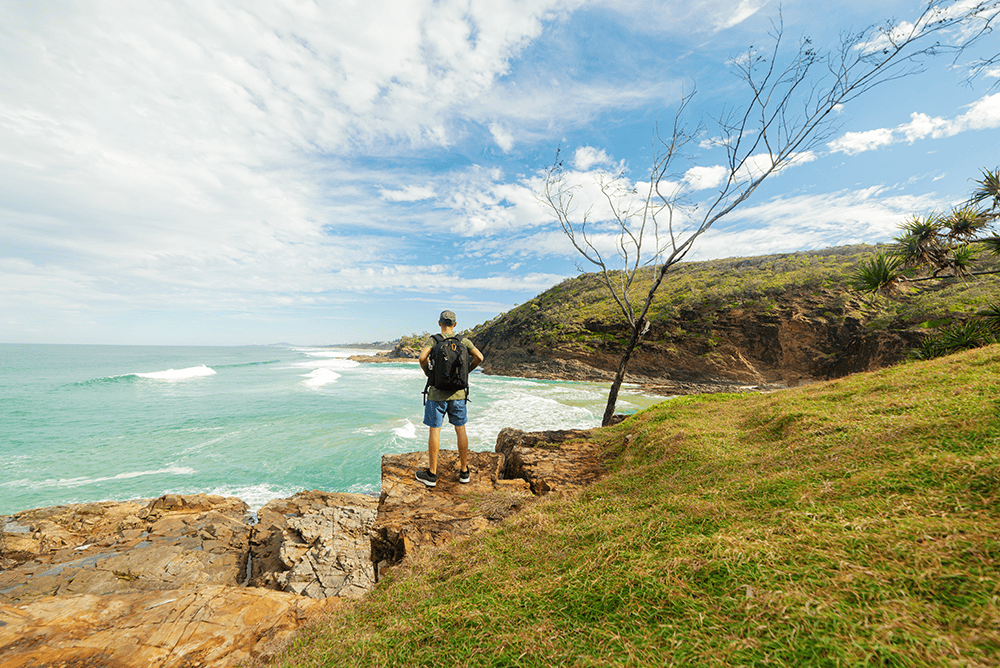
[415,310,485,488]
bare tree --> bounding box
[539,1,1000,427]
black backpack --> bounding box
[422,334,470,403]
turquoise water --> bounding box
[1,344,659,515]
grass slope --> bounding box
[274,345,1000,668]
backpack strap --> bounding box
[422,334,444,405]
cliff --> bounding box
[470,246,998,393]
[0,428,602,668]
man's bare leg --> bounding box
[427,427,442,475]
[455,425,469,473]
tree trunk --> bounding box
[601,319,644,426]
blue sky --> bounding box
[2,0,998,346]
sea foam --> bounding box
[301,368,341,387]
[12,466,199,490]
[135,365,216,381]
[391,419,417,439]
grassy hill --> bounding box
[272,344,1000,667]
[475,244,1000,339]
[467,245,1000,388]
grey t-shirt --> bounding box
[422,336,475,401]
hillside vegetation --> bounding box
[494,245,999,336]
[468,245,1000,390]
[274,344,1000,667]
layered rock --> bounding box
[0,584,340,668]
[0,494,250,604]
[250,490,379,599]
[0,428,608,667]
[371,450,533,572]
[494,427,606,495]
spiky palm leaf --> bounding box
[893,214,948,272]
[898,213,942,242]
[943,204,992,241]
[969,168,1000,211]
[947,244,978,279]
[937,319,996,350]
[914,320,996,360]
[980,236,1000,258]
[850,252,904,299]
[977,301,1000,336]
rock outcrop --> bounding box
[371,427,604,571]
[494,427,606,495]
[0,585,340,668]
[0,428,607,667]
[473,285,924,394]
[250,490,379,599]
[0,494,250,604]
[371,450,533,572]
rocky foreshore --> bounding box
[0,427,605,668]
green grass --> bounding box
[271,344,1000,667]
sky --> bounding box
[2,0,998,346]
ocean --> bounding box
[1,344,662,516]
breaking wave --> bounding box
[301,368,341,387]
[76,365,217,386]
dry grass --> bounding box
[272,345,1000,667]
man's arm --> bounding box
[469,345,484,372]
[418,345,432,375]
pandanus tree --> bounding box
[853,168,1000,359]
[855,168,1000,294]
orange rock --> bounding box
[371,449,534,571]
[0,585,340,668]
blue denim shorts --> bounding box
[423,399,468,428]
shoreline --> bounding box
[1,428,602,667]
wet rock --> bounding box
[250,490,379,599]
[0,584,340,668]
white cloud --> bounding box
[734,151,817,182]
[692,187,946,260]
[572,146,611,171]
[897,113,952,142]
[489,123,515,152]
[379,185,437,202]
[683,165,729,191]
[854,1,998,56]
[598,0,771,34]
[963,93,1000,130]
[0,0,579,329]
[714,0,771,31]
[828,93,1000,154]
[827,128,896,155]
[332,265,565,293]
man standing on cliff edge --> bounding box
[416,310,485,488]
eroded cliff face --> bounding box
[475,288,922,393]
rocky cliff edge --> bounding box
[0,427,603,668]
